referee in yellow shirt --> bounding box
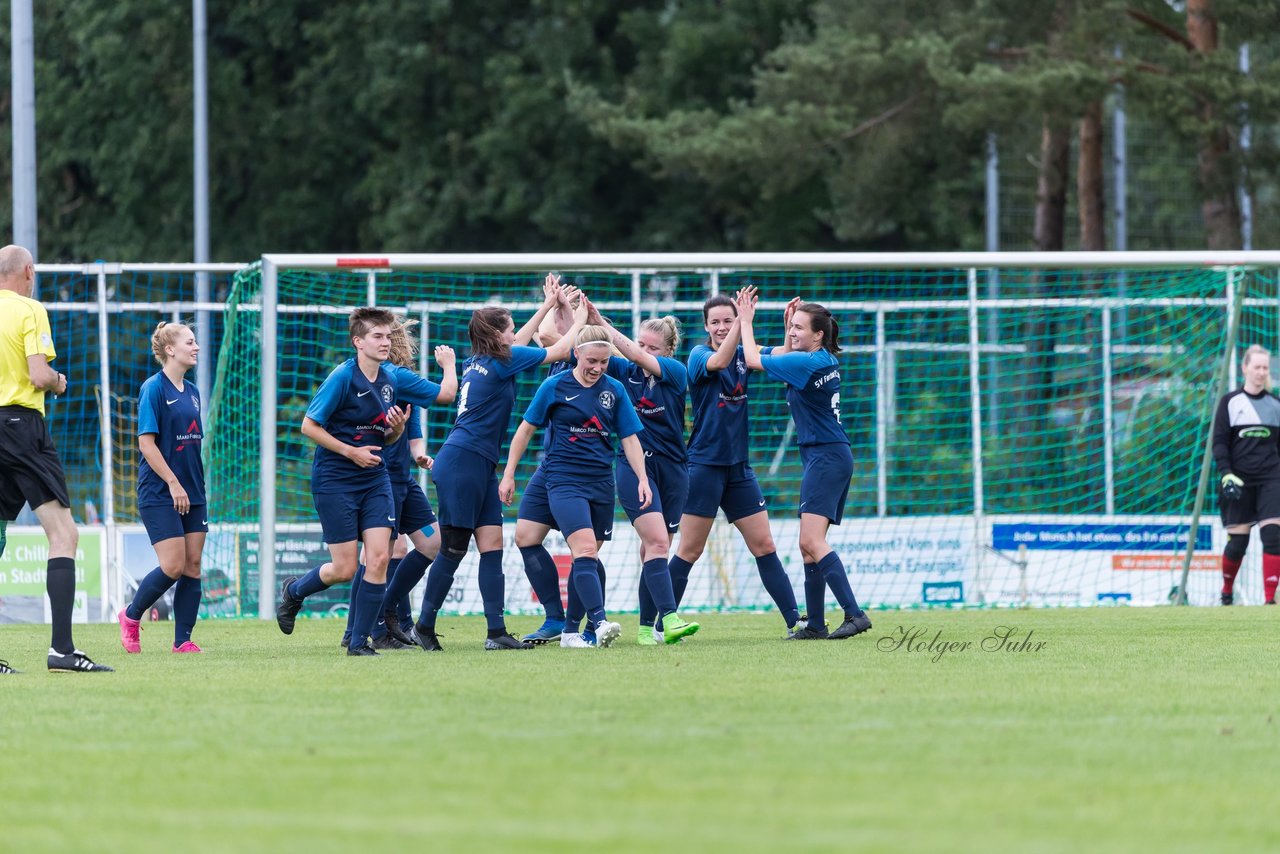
[0,244,112,673]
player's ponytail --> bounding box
[797,303,841,354]
[151,321,191,365]
[469,307,512,361]
[387,316,420,368]
[641,315,682,356]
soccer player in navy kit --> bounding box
[340,317,455,649]
[738,294,871,639]
[667,289,802,636]
[117,323,209,654]
[501,324,652,648]
[593,307,699,645]
[411,280,586,651]
[275,307,452,656]
[1214,344,1280,605]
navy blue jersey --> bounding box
[523,371,643,482]
[760,348,850,447]
[136,372,205,508]
[541,359,572,453]
[305,360,414,493]
[606,355,687,462]
[443,345,547,464]
[384,407,424,485]
[686,344,750,465]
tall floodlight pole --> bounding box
[193,0,211,395]
[12,0,38,271]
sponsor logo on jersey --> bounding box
[568,415,607,441]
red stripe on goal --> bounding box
[336,257,390,268]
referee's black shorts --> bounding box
[0,405,71,520]
[1219,478,1280,527]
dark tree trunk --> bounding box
[1187,0,1242,250]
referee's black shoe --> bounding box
[346,643,380,657]
[829,613,873,640]
[0,659,19,674]
[411,625,443,652]
[276,575,303,635]
[48,649,114,672]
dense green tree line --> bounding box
[0,0,1276,261]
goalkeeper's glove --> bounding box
[1221,473,1244,501]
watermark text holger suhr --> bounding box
[877,625,1047,663]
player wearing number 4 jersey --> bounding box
[1214,344,1280,606]
[412,277,586,651]
[739,294,870,640]
[118,323,210,654]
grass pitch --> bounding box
[1,608,1277,853]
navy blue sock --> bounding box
[173,575,202,645]
[803,562,826,631]
[343,564,366,642]
[570,556,606,629]
[565,564,584,628]
[349,579,387,650]
[818,551,862,617]
[520,544,565,621]
[381,549,431,626]
[596,559,607,596]
[385,557,407,627]
[290,565,331,600]
[642,558,677,627]
[755,552,800,628]
[478,550,506,632]
[418,550,463,632]
[668,555,694,606]
[126,567,178,622]
[638,573,657,627]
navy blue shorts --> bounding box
[139,503,209,545]
[684,462,766,522]
[799,443,853,525]
[393,479,437,536]
[518,465,558,529]
[617,453,688,532]
[432,444,503,530]
[547,476,615,540]
[313,480,396,544]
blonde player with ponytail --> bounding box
[118,322,208,654]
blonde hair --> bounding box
[640,315,681,355]
[1243,344,1271,368]
[574,325,612,350]
[151,322,193,365]
[388,316,419,368]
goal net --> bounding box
[205,255,1277,618]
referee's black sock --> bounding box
[47,557,76,654]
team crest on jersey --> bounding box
[647,375,657,391]
[598,390,616,410]
[736,358,746,374]
[192,396,200,411]
[381,384,394,403]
